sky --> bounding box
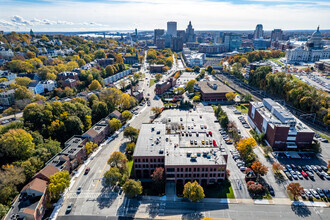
[0,0,329,32]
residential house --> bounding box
[82,118,110,145]
[32,164,60,182]
[0,89,15,106]
[62,78,78,88]
[42,80,57,92]
[62,136,88,170]
[108,110,122,120]
[28,82,44,95]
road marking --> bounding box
[93,162,108,190]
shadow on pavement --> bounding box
[96,186,119,209]
[291,202,312,217]
[182,212,204,220]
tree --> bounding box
[186,80,196,93]
[151,167,164,185]
[77,58,86,67]
[155,73,163,81]
[115,54,124,64]
[247,181,265,195]
[107,151,126,168]
[236,137,257,166]
[125,142,135,159]
[85,141,98,154]
[15,76,32,86]
[124,126,139,142]
[48,170,71,201]
[105,65,115,76]
[94,50,106,59]
[104,167,122,186]
[89,79,102,91]
[109,118,122,132]
[225,92,236,101]
[183,181,205,202]
[92,101,108,122]
[192,96,200,102]
[287,183,304,200]
[251,161,268,181]
[0,204,9,218]
[162,66,170,72]
[206,65,213,73]
[15,85,33,100]
[122,179,142,197]
[122,110,133,121]
[272,162,283,173]
[0,129,35,161]
[151,107,162,116]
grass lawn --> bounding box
[269,58,284,67]
[203,180,235,198]
[235,104,249,113]
[128,160,133,176]
[149,79,156,87]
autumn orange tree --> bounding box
[272,162,283,174]
[287,183,304,200]
[251,161,268,181]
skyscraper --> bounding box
[271,29,283,42]
[185,21,196,42]
[154,29,165,44]
[254,24,264,39]
[177,30,186,40]
[167,21,177,37]
[223,33,242,52]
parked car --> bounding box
[306,165,313,172]
[84,167,90,175]
[310,189,320,199]
[316,188,325,198]
[322,189,330,198]
[77,186,82,194]
[316,165,323,172]
[304,189,312,199]
[301,171,308,178]
[290,171,298,180]
[268,185,275,196]
[307,171,314,179]
[296,171,303,179]
[240,167,247,172]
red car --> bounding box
[301,171,308,178]
[204,125,207,129]
[212,140,217,147]
[209,131,212,136]
[84,167,90,175]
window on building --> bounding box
[167,168,175,172]
[197,168,200,172]
[181,168,183,172]
[202,168,204,172]
[194,168,196,172]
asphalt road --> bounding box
[57,52,179,218]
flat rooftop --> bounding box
[196,81,234,94]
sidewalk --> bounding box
[141,195,329,208]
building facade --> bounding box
[248,98,314,150]
[271,29,283,42]
[254,24,264,39]
[167,21,177,37]
[185,21,196,43]
[223,33,242,52]
[154,29,165,44]
[133,123,227,186]
[286,27,330,64]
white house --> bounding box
[42,80,57,92]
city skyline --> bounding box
[0,0,330,32]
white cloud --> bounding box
[0,0,329,31]
[11,15,31,26]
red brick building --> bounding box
[133,124,228,186]
[248,98,314,150]
[150,64,165,73]
[155,78,176,95]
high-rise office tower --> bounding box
[167,21,177,37]
[271,29,283,42]
[254,24,264,39]
[185,21,196,42]
[154,29,165,44]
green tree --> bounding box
[107,151,126,168]
[0,129,35,160]
[15,76,32,86]
[183,181,205,202]
[124,126,139,142]
[125,142,135,159]
[186,80,196,93]
[92,101,108,122]
[89,79,102,91]
[94,50,106,59]
[122,110,133,121]
[104,167,122,186]
[122,179,142,197]
[77,58,86,67]
[155,73,162,81]
[88,93,99,106]
[15,85,33,100]
[85,141,98,154]
[105,65,115,76]
[109,118,122,132]
[48,170,71,201]
[0,204,9,218]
